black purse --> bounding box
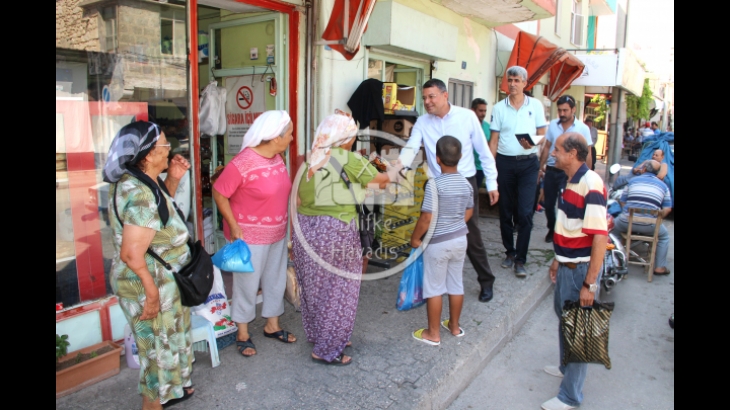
[329,157,373,251]
[113,181,214,307]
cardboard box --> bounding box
[381,119,414,138]
[382,83,417,110]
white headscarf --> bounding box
[240,110,292,153]
[307,110,358,181]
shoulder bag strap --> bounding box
[112,181,175,271]
[329,155,363,215]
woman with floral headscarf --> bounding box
[104,121,194,409]
[213,110,296,359]
[292,110,398,365]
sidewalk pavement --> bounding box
[56,160,628,410]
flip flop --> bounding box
[311,353,352,366]
[412,329,440,346]
[236,338,256,357]
[263,329,296,343]
[162,386,194,408]
[440,319,465,337]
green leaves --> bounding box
[626,79,653,122]
[56,334,70,362]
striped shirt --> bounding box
[554,163,608,263]
[421,173,474,244]
[618,174,672,226]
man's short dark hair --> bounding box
[471,98,487,110]
[423,79,448,93]
[651,121,659,127]
[584,117,594,124]
[557,95,576,108]
[645,161,660,175]
[561,133,589,162]
[436,135,462,166]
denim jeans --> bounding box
[553,262,602,407]
[496,154,539,263]
[613,218,669,269]
[543,167,567,233]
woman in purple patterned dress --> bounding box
[292,111,396,365]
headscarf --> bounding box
[240,110,291,153]
[307,109,358,181]
[102,120,174,226]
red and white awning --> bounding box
[321,0,377,60]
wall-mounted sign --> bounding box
[225,75,265,154]
[571,54,618,87]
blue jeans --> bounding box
[553,262,602,407]
[496,154,539,263]
[613,218,669,269]
[543,167,567,233]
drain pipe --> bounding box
[305,0,316,153]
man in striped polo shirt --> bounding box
[541,133,607,410]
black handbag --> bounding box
[113,182,214,307]
[329,156,372,251]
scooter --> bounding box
[603,212,629,293]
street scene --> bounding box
[56,0,673,408]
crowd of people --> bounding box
[104,65,671,410]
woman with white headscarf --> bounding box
[213,110,296,358]
[292,110,397,366]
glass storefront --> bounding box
[56,0,191,309]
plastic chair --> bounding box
[190,314,221,368]
[620,207,663,282]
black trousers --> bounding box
[466,175,496,289]
[496,154,539,264]
[591,146,597,170]
[543,167,568,233]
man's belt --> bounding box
[498,153,537,160]
[559,262,588,269]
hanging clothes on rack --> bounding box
[347,78,384,130]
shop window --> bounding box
[448,79,474,109]
[56,0,192,310]
[161,9,186,56]
[570,0,584,46]
[367,55,425,112]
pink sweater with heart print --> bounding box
[213,148,292,245]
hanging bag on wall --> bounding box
[113,182,215,307]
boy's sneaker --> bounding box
[501,255,515,269]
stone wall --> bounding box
[56,0,101,51]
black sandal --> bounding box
[236,338,256,357]
[263,329,296,343]
[162,386,194,408]
[311,353,352,366]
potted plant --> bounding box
[56,333,123,399]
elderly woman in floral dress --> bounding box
[104,121,194,409]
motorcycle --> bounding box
[603,212,629,293]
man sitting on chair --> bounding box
[611,160,672,276]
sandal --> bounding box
[236,337,256,357]
[653,268,671,276]
[440,319,465,337]
[311,353,352,366]
[162,386,194,408]
[264,329,296,343]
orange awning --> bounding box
[322,0,377,61]
[500,31,585,101]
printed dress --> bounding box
[109,173,193,404]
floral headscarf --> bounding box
[307,109,358,181]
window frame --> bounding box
[570,0,584,47]
[448,79,474,109]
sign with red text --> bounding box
[225,75,265,154]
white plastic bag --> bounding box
[199,82,220,135]
[191,266,238,338]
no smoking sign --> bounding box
[236,86,254,110]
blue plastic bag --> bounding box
[211,239,254,273]
[396,249,425,311]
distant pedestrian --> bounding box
[471,98,491,189]
[410,136,473,346]
[542,132,607,410]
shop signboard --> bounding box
[571,53,618,87]
[616,48,646,96]
[225,75,266,154]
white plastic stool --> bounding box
[190,314,220,368]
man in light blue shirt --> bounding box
[488,66,547,278]
[399,79,499,303]
[538,95,593,243]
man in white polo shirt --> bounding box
[489,66,547,278]
[399,79,499,303]
[539,95,593,243]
